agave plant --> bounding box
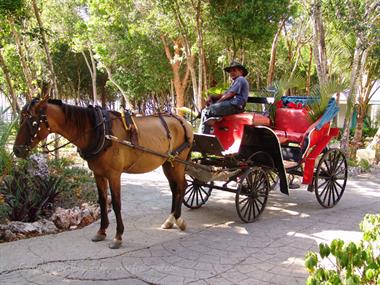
[263,74,306,121]
[0,108,18,183]
[0,168,65,222]
[308,80,348,122]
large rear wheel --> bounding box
[314,149,347,208]
[183,175,213,209]
[235,168,270,223]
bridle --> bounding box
[19,98,51,152]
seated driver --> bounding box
[201,61,249,133]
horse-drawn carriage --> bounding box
[13,95,347,248]
[183,96,347,223]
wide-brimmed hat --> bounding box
[224,61,248,77]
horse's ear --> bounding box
[35,82,52,111]
[35,95,49,111]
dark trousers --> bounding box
[200,100,243,133]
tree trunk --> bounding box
[81,50,98,104]
[104,65,130,108]
[306,45,313,96]
[340,39,364,153]
[0,48,19,113]
[8,18,36,100]
[161,36,190,116]
[267,19,285,86]
[194,0,206,110]
[31,0,59,100]
[311,0,328,85]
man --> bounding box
[201,61,249,133]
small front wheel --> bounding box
[236,167,270,223]
[183,175,213,209]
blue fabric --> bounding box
[315,98,339,130]
[226,76,249,108]
[281,96,319,107]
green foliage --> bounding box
[0,117,17,178]
[305,214,380,285]
[0,167,65,222]
[0,0,25,16]
[358,159,371,172]
[48,158,97,208]
[209,0,291,47]
[308,80,347,122]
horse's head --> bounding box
[13,97,51,158]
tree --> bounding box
[327,0,380,153]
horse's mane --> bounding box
[48,99,96,135]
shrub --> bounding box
[0,167,65,222]
[305,214,380,285]
[359,159,371,172]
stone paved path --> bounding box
[0,167,379,285]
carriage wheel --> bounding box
[314,149,347,208]
[235,168,270,223]
[183,175,213,209]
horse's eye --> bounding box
[32,121,38,127]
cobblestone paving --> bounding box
[0,168,379,285]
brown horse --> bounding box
[13,97,193,249]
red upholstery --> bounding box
[273,130,304,144]
[213,112,271,152]
[274,108,312,144]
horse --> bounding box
[13,97,193,249]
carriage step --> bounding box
[283,160,299,169]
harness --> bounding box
[78,106,113,160]
[20,98,51,152]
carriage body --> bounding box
[184,96,347,223]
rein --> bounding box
[39,118,108,154]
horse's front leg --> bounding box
[92,175,109,242]
[161,162,187,231]
[108,174,124,249]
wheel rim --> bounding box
[183,175,212,209]
[315,149,347,208]
[236,168,269,223]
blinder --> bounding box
[20,98,51,151]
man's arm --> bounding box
[217,91,236,102]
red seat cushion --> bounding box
[274,130,304,144]
[274,108,311,133]
[274,108,312,144]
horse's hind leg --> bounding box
[161,162,187,231]
[92,175,109,242]
[108,174,124,249]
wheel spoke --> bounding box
[317,179,329,189]
[322,183,330,203]
[240,198,250,213]
[243,199,251,219]
[239,197,249,205]
[185,186,194,195]
[331,183,336,204]
[254,199,261,215]
[327,184,333,206]
[186,188,195,204]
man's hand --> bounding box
[217,92,235,102]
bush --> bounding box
[359,159,371,172]
[0,167,65,222]
[305,214,380,285]
[48,158,97,208]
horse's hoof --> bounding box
[175,218,186,231]
[109,239,122,249]
[161,220,174,229]
[161,214,175,229]
[91,233,106,242]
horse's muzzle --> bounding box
[13,145,29,158]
